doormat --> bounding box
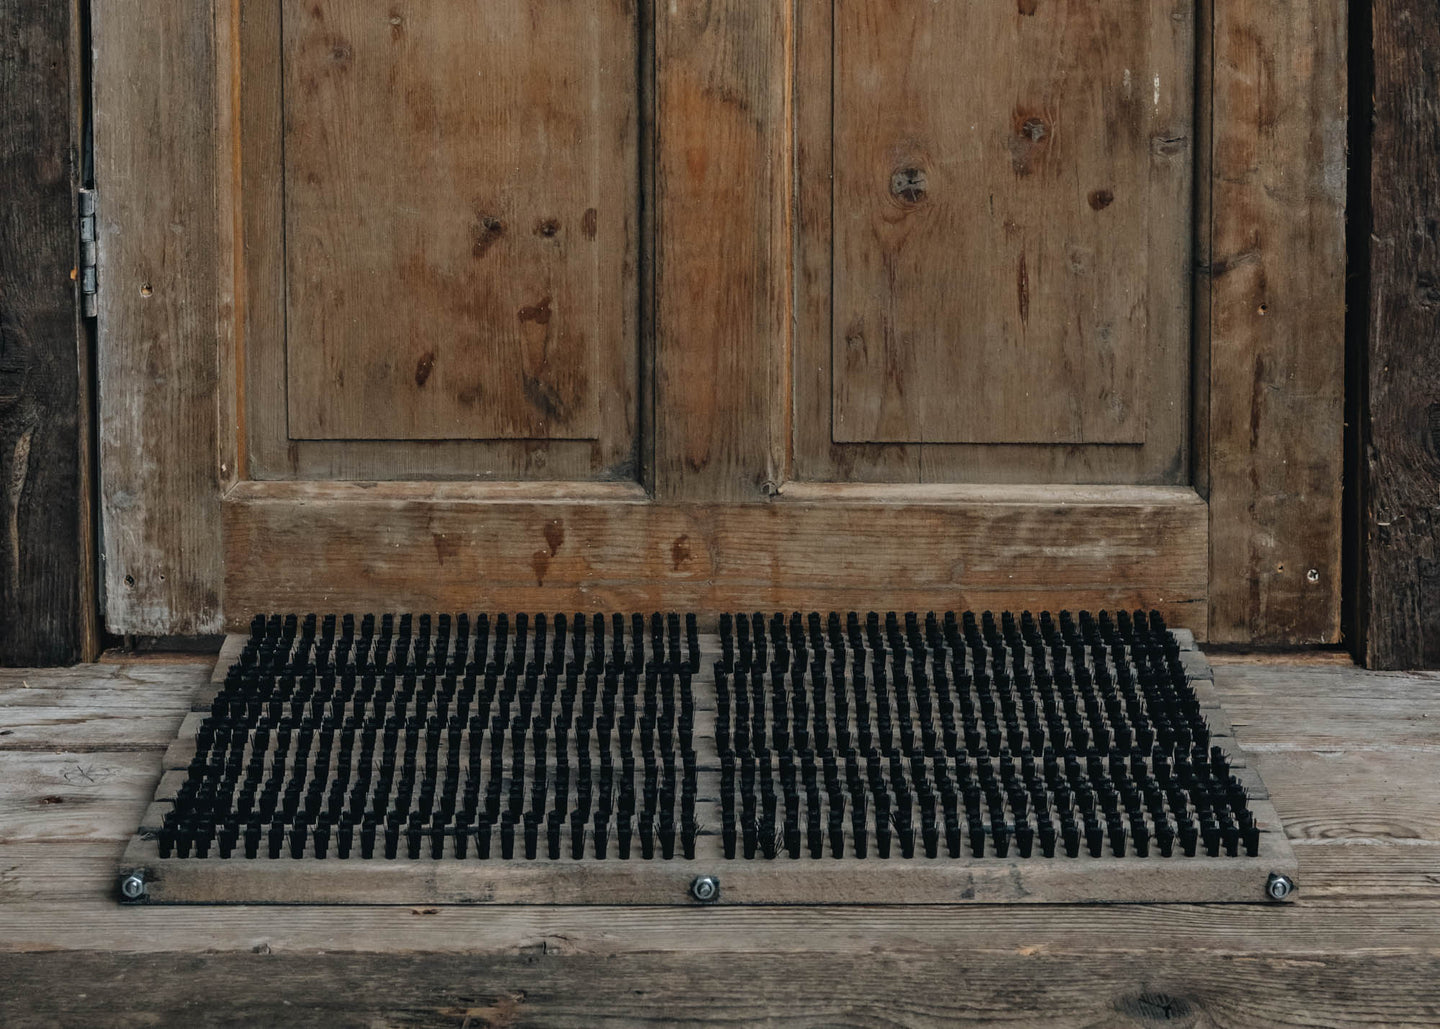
[119,610,1297,905]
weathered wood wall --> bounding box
[0,0,98,665]
[1362,0,1440,668]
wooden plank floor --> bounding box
[0,651,1437,1027]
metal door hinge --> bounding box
[79,188,98,318]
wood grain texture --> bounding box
[1214,665,1440,751]
[1256,748,1440,845]
[831,0,1190,450]
[1362,0,1440,669]
[0,660,202,751]
[1190,0,1215,501]
[122,835,1294,907]
[1292,841,1440,897]
[0,750,163,844]
[94,0,1350,644]
[0,0,97,664]
[792,0,1190,486]
[281,0,635,444]
[93,0,224,634]
[3,948,1440,1028]
[234,0,639,481]
[222,482,1208,632]
[1205,0,1346,644]
[654,1,789,500]
[5,894,1440,957]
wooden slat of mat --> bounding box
[120,828,1294,906]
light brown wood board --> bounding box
[222,482,1210,637]
[829,1,1188,449]
[233,0,640,480]
[1203,0,1347,644]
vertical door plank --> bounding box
[1363,0,1440,668]
[831,0,1190,448]
[93,0,223,634]
[654,2,789,500]
[282,0,635,444]
[0,0,98,663]
[1206,0,1346,643]
[1190,0,1214,501]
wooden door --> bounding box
[93,1,1346,644]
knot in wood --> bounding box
[890,167,928,204]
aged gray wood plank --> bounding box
[0,843,126,903]
[119,831,1295,907]
[0,661,205,750]
[1256,749,1440,844]
[92,0,223,633]
[0,750,163,843]
[1291,840,1440,897]
[1214,665,1440,751]
[3,893,1439,956]
[1205,0,1347,644]
[1,949,1438,1029]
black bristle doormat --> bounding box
[120,610,1297,905]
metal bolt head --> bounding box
[690,875,720,904]
[120,873,147,901]
[1266,873,1295,901]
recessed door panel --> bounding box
[830,0,1189,448]
[281,0,634,443]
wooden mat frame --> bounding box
[120,630,1298,905]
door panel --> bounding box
[797,0,1191,483]
[240,0,639,479]
[283,0,627,443]
[832,0,1184,447]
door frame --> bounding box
[91,0,1346,644]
